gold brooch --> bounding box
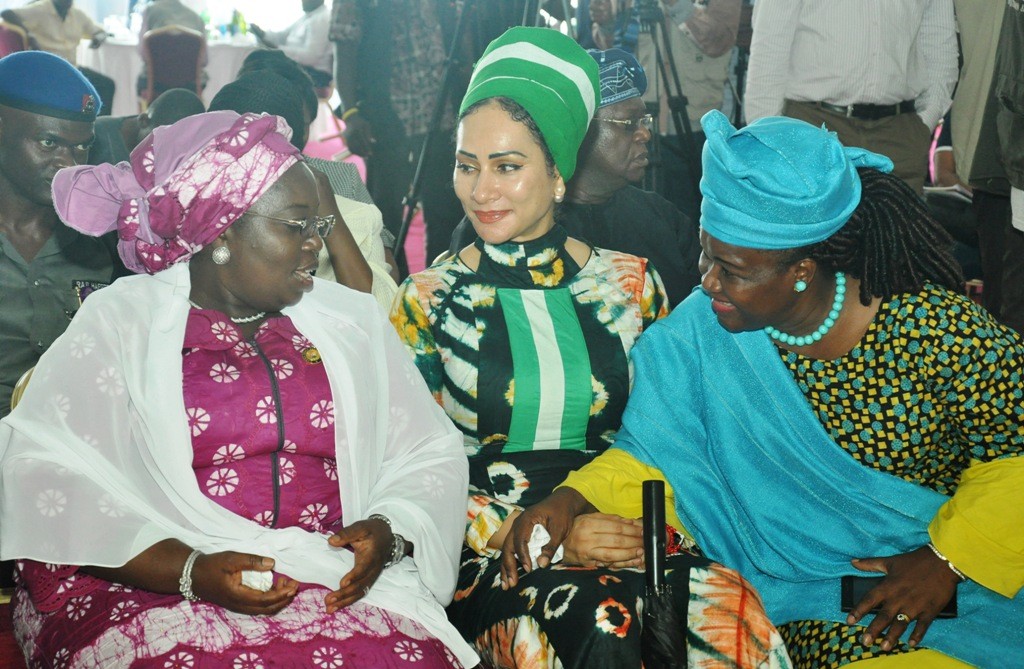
[302,347,322,364]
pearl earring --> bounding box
[794,280,807,293]
[212,246,231,265]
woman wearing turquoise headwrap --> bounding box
[391,28,790,669]
[504,110,1024,668]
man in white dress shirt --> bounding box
[250,0,333,89]
[744,0,957,193]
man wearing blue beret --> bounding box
[1,0,115,117]
[0,51,117,417]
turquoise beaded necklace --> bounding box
[764,272,846,347]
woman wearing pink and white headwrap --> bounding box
[0,111,476,668]
[55,109,301,275]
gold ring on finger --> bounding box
[895,613,910,623]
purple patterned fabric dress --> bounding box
[12,310,461,669]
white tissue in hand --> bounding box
[527,524,564,565]
[240,570,273,592]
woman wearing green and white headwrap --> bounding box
[390,27,789,668]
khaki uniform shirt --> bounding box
[140,0,205,34]
[10,0,102,65]
[0,224,113,416]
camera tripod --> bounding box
[636,1,701,197]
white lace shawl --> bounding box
[0,263,477,667]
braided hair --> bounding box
[786,168,963,306]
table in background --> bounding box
[78,36,257,117]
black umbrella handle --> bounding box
[643,479,667,594]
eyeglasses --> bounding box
[251,213,336,238]
[596,114,655,133]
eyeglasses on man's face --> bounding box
[596,113,655,133]
[251,213,336,238]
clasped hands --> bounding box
[499,488,960,649]
[499,488,643,591]
[189,517,395,616]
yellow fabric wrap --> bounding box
[559,447,692,541]
[563,448,1023,668]
[846,649,972,668]
[928,456,1024,598]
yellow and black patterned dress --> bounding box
[564,281,1024,668]
[391,226,791,669]
[775,283,1024,668]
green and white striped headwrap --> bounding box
[459,27,600,181]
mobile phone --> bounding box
[840,575,957,619]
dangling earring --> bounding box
[554,194,564,203]
[794,280,807,293]
[212,246,231,265]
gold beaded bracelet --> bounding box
[927,542,968,582]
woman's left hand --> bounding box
[562,513,644,568]
[325,518,393,613]
[847,545,961,651]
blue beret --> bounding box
[699,111,894,250]
[0,51,101,121]
[588,48,647,108]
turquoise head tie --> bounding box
[698,110,894,250]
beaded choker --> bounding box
[764,272,846,347]
[187,299,266,324]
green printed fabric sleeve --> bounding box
[466,493,521,558]
[389,278,444,400]
[642,262,671,327]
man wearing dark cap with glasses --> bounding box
[0,51,117,417]
[448,48,701,306]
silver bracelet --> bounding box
[927,542,967,582]
[368,514,406,568]
[179,549,202,602]
[387,532,407,568]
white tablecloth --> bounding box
[77,37,257,117]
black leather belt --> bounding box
[811,100,917,121]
